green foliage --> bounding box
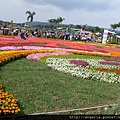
[57,44,70,49]
[26,11,36,23]
[102,96,120,115]
[29,42,47,46]
[0,55,119,114]
[48,17,65,24]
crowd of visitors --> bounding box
[1,26,102,42]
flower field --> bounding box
[0,37,120,115]
[45,57,120,83]
[0,84,20,115]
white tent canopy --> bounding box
[116,35,120,38]
[108,31,116,34]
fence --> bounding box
[29,104,118,115]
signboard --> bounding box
[102,29,108,44]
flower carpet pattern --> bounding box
[0,37,120,54]
[45,58,120,84]
[0,36,120,115]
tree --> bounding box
[117,22,120,28]
[26,11,36,27]
[48,17,65,27]
[110,23,118,30]
[48,19,57,24]
[69,24,74,28]
[57,17,65,25]
[82,24,87,30]
[75,25,82,29]
[93,26,101,33]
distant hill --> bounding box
[25,21,70,27]
[0,20,11,25]
[25,21,102,30]
[26,21,49,26]
[0,20,108,32]
[0,19,102,28]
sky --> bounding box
[0,0,120,28]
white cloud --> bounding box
[0,0,120,28]
[23,0,112,11]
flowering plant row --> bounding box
[0,45,112,57]
[96,68,120,74]
[1,49,119,68]
[0,49,58,65]
[0,46,69,51]
[0,84,20,115]
[109,52,120,57]
[0,35,15,38]
[102,56,120,62]
[71,50,110,57]
[99,61,120,66]
[69,59,89,67]
[46,58,120,83]
[0,48,119,84]
[99,56,120,66]
[0,37,120,53]
[27,51,72,60]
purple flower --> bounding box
[99,61,120,66]
[69,60,89,67]
[99,56,120,66]
[102,57,120,62]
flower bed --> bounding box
[69,59,89,67]
[26,51,72,60]
[0,84,20,115]
[45,58,120,83]
[0,37,120,53]
[0,49,60,65]
[96,68,120,74]
[99,56,120,66]
[109,52,120,57]
[0,37,120,115]
[0,46,111,59]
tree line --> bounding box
[26,11,65,26]
[25,11,104,33]
[110,22,120,30]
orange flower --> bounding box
[0,89,3,93]
[0,101,2,105]
[8,104,11,107]
[8,107,12,110]
[5,102,9,106]
[0,84,2,88]
[0,110,2,113]
[7,98,11,103]
[12,106,16,110]
[10,94,14,98]
[13,104,18,107]
[18,108,20,112]
[1,92,5,95]
[15,109,19,113]
[11,110,15,114]
[4,91,9,96]
[2,99,6,103]
[1,106,5,110]
[11,99,17,103]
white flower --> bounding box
[45,58,120,84]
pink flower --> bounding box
[26,52,72,61]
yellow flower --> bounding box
[104,107,108,110]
